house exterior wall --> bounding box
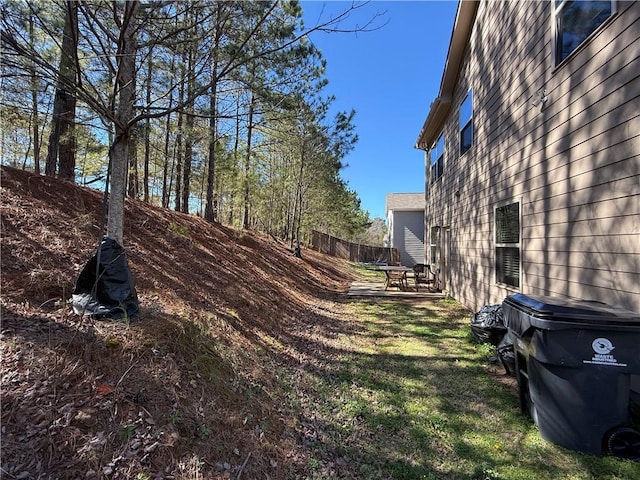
[390,210,426,266]
[424,1,640,312]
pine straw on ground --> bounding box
[1,165,357,480]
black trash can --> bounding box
[502,293,640,458]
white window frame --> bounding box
[459,90,473,156]
[429,226,439,265]
[553,0,616,67]
[495,200,521,289]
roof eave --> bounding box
[415,1,480,151]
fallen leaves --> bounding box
[95,383,115,396]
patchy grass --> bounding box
[352,263,388,281]
[2,166,639,479]
[290,294,640,480]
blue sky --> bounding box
[301,1,459,220]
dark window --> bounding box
[430,134,445,184]
[496,248,520,288]
[459,91,473,155]
[555,1,613,65]
[495,202,520,288]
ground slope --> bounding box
[1,165,356,479]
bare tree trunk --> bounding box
[228,91,242,226]
[31,93,40,174]
[181,43,195,214]
[127,125,138,198]
[127,61,139,199]
[174,47,185,212]
[199,167,206,217]
[174,108,183,212]
[291,144,305,249]
[44,111,60,176]
[204,3,224,223]
[143,49,152,203]
[182,118,193,213]
[107,1,138,246]
[161,77,174,209]
[161,120,171,208]
[29,12,41,174]
[243,92,255,230]
[180,125,194,213]
[127,58,140,198]
[204,75,217,222]
[45,0,78,180]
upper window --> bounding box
[430,134,444,184]
[554,1,614,66]
[459,90,473,155]
[495,202,520,289]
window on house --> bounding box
[430,226,438,265]
[459,90,473,155]
[495,202,520,288]
[554,1,614,65]
[430,134,444,184]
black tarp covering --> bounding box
[71,236,139,319]
[470,304,507,346]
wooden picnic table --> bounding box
[378,265,413,291]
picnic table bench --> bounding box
[378,265,412,291]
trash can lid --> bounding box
[503,293,639,327]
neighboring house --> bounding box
[385,193,425,266]
[415,1,640,312]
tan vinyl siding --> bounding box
[424,0,640,312]
[526,235,639,256]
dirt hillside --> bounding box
[1,165,357,479]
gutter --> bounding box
[415,1,480,151]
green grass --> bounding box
[293,295,640,480]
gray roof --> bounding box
[385,193,425,215]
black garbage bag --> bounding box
[71,236,139,320]
[497,330,516,376]
[470,304,507,346]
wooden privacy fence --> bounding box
[311,230,400,264]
